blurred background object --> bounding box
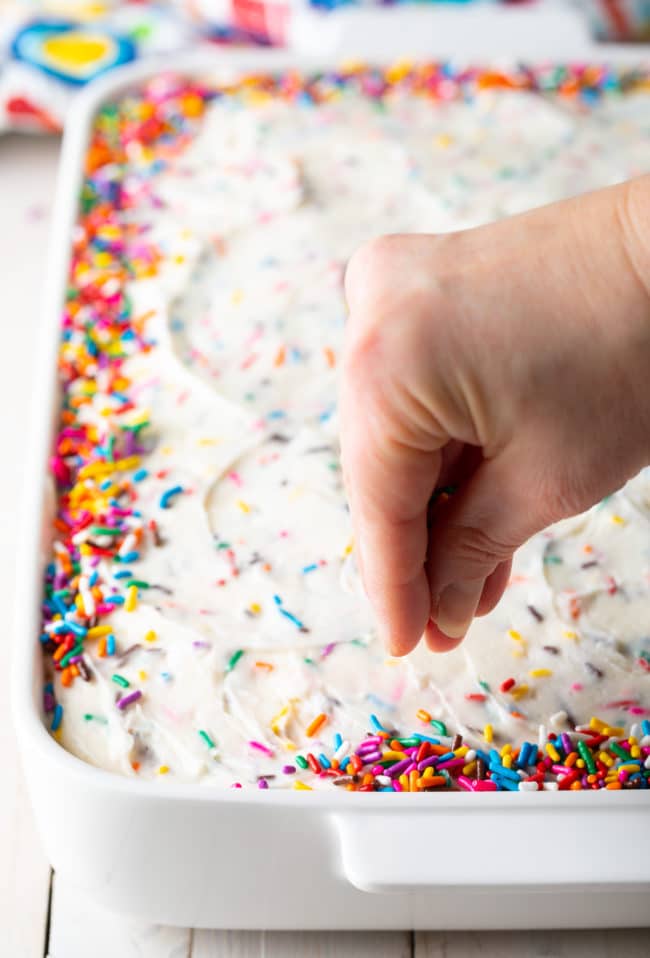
[1,0,650,135]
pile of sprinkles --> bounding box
[40,62,650,791]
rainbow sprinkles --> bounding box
[41,63,650,791]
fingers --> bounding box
[426,451,549,642]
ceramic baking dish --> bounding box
[13,38,650,928]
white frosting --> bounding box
[56,85,650,785]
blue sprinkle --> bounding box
[333,732,343,750]
[88,570,99,587]
[318,754,331,769]
[367,692,395,712]
[159,485,184,509]
[302,563,318,574]
[66,621,88,638]
[39,633,50,644]
[115,551,139,563]
[113,569,132,579]
[492,775,519,791]
[52,596,69,617]
[44,682,53,695]
[105,596,124,606]
[106,634,116,656]
[267,410,286,420]
[133,468,149,482]
[99,479,113,491]
[412,734,442,745]
[160,671,172,682]
[642,720,650,736]
[369,713,386,733]
[439,751,456,762]
[51,704,63,732]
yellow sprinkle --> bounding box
[422,766,434,780]
[293,781,312,791]
[463,761,477,776]
[87,625,112,639]
[631,745,641,759]
[158,765,169,775]
[125,585,138,613]
[611,514,626,525]
[589,717,607,732]
[383,750,408,761]
[563,630,579,641]
[173,254,186,265]
[603,725,625,737]
[160,445,173,456]
[576,759,586,769]
[399,774,409,792]
[529,669,552,678]
[619,763,642,773]
[144,630,157,643]
[502,755,513,769]
[138,671,148,681]
[237,500,251,513]
[250,603,262,615]
[500,743,512,756]
[598,751,614,767]
[483,724,494,744]
[231,288,244,305]
[384,658,399,666]
[343,539,354,557]
[508,630,523,641]
[78,456,140,480]
[454,745,469,758]
[546,743,561,762]
[511,684,530,701]
[435,133,453,148]
[197,437,221,446]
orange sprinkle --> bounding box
[60,667,73,687]
[97,636,107,657]
[274,346,286,367]
[416,709,432,723]
[323,346,336,368]
[306,713,327,737]
[53,644,66,663]
[131,761,141,772]
[255,661,274,671]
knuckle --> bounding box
[345,234,405,309]
[443,523,513,576]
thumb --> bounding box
[426,449,553,645]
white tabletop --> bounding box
[1,133,647,958]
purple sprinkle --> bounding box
[561,732,573,754]
[321,642,336,659]
[116,689,142,710]
[437,757,465,771]
[387,758,412,778]
[282,764,296,775]
[417,755,440,772]
[258,778,269,789]
[43,693,55,713]
[359,750,382,765]
[404,762,417,774]
[192,640,211,649]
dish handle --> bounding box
[332,801,650,893]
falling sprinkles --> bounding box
[37,63,650,791]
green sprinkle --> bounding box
[216,541,231,550]
[397,737,420,747]
[478,679,490,692]
[543,555,563,565]
[226,649,244,672]
[53,588,71,599]
[126,579,150,589]
[198,729,216,750]
[83,713,108,724]
[303,657,316,666]
[350,638,367,648]
[295,755,309,769]
[90,526,120,536]
[430,719,448,736]
[111,674,130,689]
[610,741,631,761]
[577,739,597,774]
[59,643,83,668]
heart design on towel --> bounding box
[11,19,136,86]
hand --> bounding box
[340,177,650,656]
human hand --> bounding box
[341,177,650,655]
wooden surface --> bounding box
[2,134,648,958]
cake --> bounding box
[42,64,650,791]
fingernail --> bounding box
[436,580,483,639]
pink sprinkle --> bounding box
[457,775,476,791]
[571,683,583,692]
[249,740,274,758]
[228,471,243,487]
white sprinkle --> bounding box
[333,740,350,763]
[519,781,539,792]
[549,710,569,730]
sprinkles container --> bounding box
[13,45,650,929]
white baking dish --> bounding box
[13,40,650,929]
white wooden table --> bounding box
[1,133,647,958]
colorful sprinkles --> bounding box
[39,63,650,791]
